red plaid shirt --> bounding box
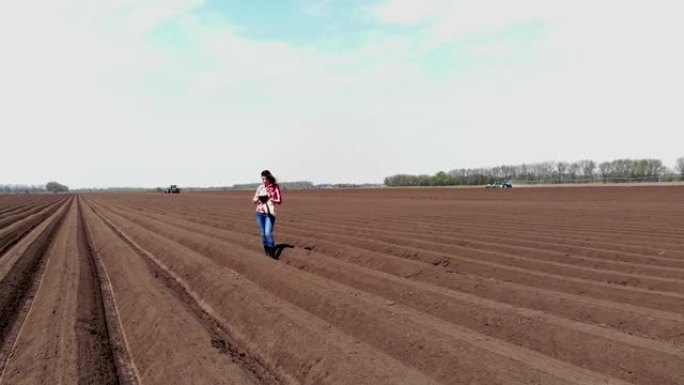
[252,183,282,214]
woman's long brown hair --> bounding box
[261,170,277,186]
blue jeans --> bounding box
[256,212,276,247]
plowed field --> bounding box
[0,186,683,385]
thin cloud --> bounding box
[300,0,336,17]
[0,0,682,187]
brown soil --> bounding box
[76,198,131,385]
[0,186,682,384]
[0,198,71,379]
[0,197,66,256]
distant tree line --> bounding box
[385,157,684,187]
[0,184,48,194]
[76,181,383,193]
[174,181,383,192]
[0,181,69,194]
[315,183,383,189]
[230,181,316,190]
[75,187,152,193]
[46,181,70,193]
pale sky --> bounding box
[1,0,683,188]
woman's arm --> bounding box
[252,187,261,204]
[270,185,282,204]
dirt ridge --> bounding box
[2,186,683,385]
[85,200,285,385]
[0,197,71,378]
[76,197,139,385]
[88,199,645,385]
[0,198,66,257]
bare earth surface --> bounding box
[0,186,683,385]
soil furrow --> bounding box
[208,209,684,277]
[110,198,684,266]
[153,213,684,343]
[0,197,71,379]
[75,186,684,385]
[90,199,684,384]
[0,199,62,230]
[278,211,684,265]
[84,199,438,385]
[0,198,65,258]
[88,200,648,385]
[94,198,684,318]
[84,200,282,385]
[0,197,59,218]
[108,200,684,301]
[76,197,138,385]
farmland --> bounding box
[0,186,683,384]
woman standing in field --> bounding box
[253,170,282,258]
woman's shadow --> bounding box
[272,243,294,260]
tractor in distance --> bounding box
[166,185,181,194]
[485,180,513,188]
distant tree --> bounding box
[448,169,467,185]
[567,162,581,182]
[676,157,684,180]
[416,174,431,186]
[529,162,554,182]
[644,159,665,181]
[518,164,530,181]
[658,168,678,182]
[46,181,69,193]
[578,160,596,181]
[598,162,612,183]
[608,159,634,182]
[555,162,568,183]
[633,159,648,179]
[431,171,453,186]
